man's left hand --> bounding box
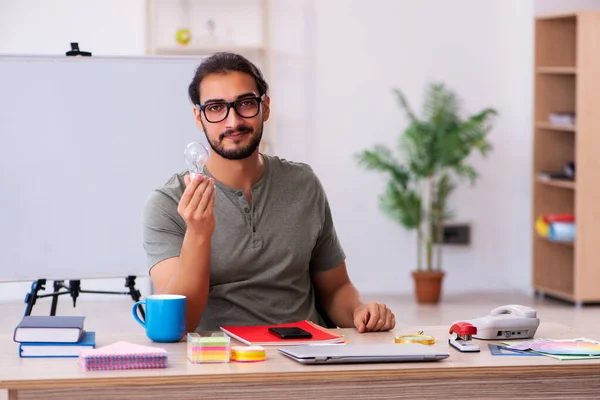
[353,301,395,333]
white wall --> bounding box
[5,0,597,303]
[308,0,536,295]
[268,0,313,164]
[0,0,145,56]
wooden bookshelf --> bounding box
[532,12,600,305]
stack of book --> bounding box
[13,315,95,358]
[535,214,575,243]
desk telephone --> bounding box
[466,305,540,340]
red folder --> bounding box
[220,320,345,346]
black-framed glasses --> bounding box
[195,94,265,123]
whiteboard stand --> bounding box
[23,276,145,320]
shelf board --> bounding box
[534,285,575,302]
[536,66,577,74]
[536,177,576,189]
[536,235,574,247]
[152,45,265,56]
[535,12,577,21]
[535,121,576,132]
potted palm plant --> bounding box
[356,82,497,303]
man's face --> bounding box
[194,71,270,160]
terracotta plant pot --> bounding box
[412,270,445,304]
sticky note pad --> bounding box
[231,345,266,362]
[187,332,231,363]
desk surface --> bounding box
[2,322,600,399]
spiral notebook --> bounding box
[79,341,168,371]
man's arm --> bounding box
[150,232,211,332]
[146,174,215,332]
[312,262,395,332]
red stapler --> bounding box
[449,322,480,352]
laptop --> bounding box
[277,343,450,365]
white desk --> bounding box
[1,322,600,399]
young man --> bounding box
[143,52,395,333]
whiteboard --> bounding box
[0,55,206,282]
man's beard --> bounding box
[202,121,263,160]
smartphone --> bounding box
[268,327,313,339]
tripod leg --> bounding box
[69,280,81,308]
[125,276,145,320]
[50,280,64,316]
[24,279,46,316]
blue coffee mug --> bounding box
[132,294,186,342]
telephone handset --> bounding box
[466,304,540,340]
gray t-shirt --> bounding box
[142,154,346,331]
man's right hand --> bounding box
[178,174,216,239]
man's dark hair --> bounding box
[188,52,269,105]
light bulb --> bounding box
[184,141,209,180]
